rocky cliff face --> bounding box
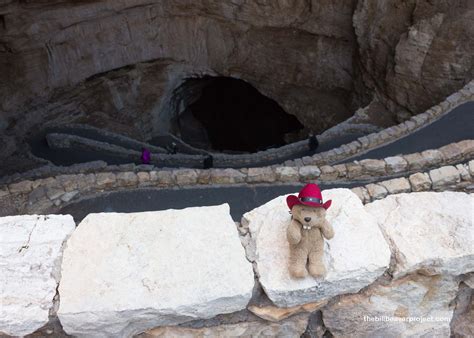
[0,0,472,172]
[0,0,358,135]
[354,0,474,120]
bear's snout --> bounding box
[304,217,311,222]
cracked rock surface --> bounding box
[324,274,459,337]
[0,214,75,336]
[242,188,391,307]
[365,191,474,278]
[57,204,254,338]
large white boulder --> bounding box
[0,214,75,336]
[57,204,254,338]
[242,188,391,307]
[323,274,458,337]
[365,191,474,278]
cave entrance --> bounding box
[174,77,304,153]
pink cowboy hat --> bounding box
[287,183,332,210]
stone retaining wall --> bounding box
[350,161,474,203]
[45,124,168,154]
[0,140,472,216]
[2,81,473,186]
[1,189,472,337]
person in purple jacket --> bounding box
[141,147,151,164]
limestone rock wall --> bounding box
[0,190,473,337]
[1,0,473,176]
[0,0,358,148]
[354,0,474,120]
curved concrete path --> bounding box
[31,102,473,169]
[58,101,473,223]
[29,127,365,169]
[341,101,474,163]
[60,182,361,223]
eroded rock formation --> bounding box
[0,0,472,174]
[0,1,358,158]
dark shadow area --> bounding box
[178,77,305,152]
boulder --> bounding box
[365,192,474,278]
[0,215,75,336]
[359,159,386,175]
[172,169,199,186]
[275,167,299,183]
[323,274,459,337]
[366,183,388,200]
[298,166,321,181]
[408,172,432,192]
[57,204,254,338]
[420,149,444,167]
[246,167,276,183]
[429,165,461,189]
[379,177,411,194]
[384,156,408,174]
[350,186,370,204]
[242,188,391,307]
[210,169,246,184]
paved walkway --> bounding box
[29,127,364,168]
[59,101,473,222]
[60,182,360,222]
[341,101,474,162]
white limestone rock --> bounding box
[242,188,391,307]
[57,204,254,338]
[365,192,474,278]
[323,274,459,338]
[429,165,461,189]
[0,214,75,336]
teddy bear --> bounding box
[286,183,334,278]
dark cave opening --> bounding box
[176,77,305,153]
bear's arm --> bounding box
[287,219,302,245]
[321,219,334,240]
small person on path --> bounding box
[141,147,151,164]
[309,134,319,151]
[166,142,178,154]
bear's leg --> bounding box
[308,248,326,278]
[289,247,308,278]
